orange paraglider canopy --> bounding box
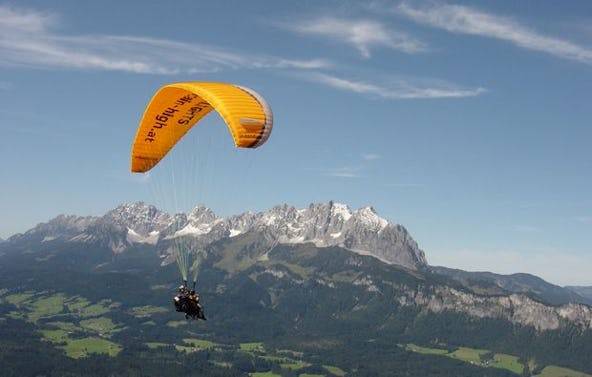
[131,82,273,173]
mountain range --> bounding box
[6,201,592,325]
[2,201,592,376]
[11,201,427,269]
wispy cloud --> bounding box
[0,4,56,32]
[0,5,330,74]
[307,72,486,99]
[395,2,592,65]
[575,216,592,224]
[326,167,362,178]
[362,153,380,161]
[385,183,424,188]
[277,16,428,58]
[512,225,541,233]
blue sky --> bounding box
[0,0,590,285]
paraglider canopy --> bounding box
[131,82,273,173]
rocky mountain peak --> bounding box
[24,214,98,241]
[351,206,388,231]
[8,201,428,270]
[187,206,218,223]
[104,202,170,233]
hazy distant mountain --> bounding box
[566,286,592,302]
[431,266,592,306]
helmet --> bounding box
[179,285,185,291]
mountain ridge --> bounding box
[431,266,592,306]
[10,201,427,271]
[3,201,591,332]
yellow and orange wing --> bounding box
[131,82,273,173]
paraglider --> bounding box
[131,82,273,173]
[174,284,206,320]
[131,82,274,320]
[171,243,207,321]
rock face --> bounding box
[226,202,427,269]
[8,201,427,270]
[397,285,592,331]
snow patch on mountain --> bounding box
[127,229,159,245]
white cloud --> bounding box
[385,183,424,188]
[278,16,427,58]
[575,216,592,223]
[0,5,56,32]
[327,167,362,178]
[395,2,592,65]
[429,248,592,286]
[307,72,486,99]
[512,225,541,233]
[0,5,329,74]
[362,153,380,161]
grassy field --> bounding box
[65,296,91,312]
[29,293,68,322]
[183,338,218,350]
[146,342,169,349]
[40,328,122,358]
[278,349,304,358]
[535,366,592,377]
[145,338,219,353]
[62,337,122,358]
[406,343,449,356]
[262,355,288,363]
[280,359,310,370]
[239,341,314,373]
[40,329,69,343]
[406,343,523,374]
[13,292,117,322]
[323,365,346,376]
[240,342,265,352]
[129,305,168,318]
[46,321,79,332]
[77,300,116,318]
[175,345,196,353]
[405,343,592,376]
[251,372,282,377]
[3,292,127,359]
[490,354,523,374]
[450,347,490,364]
[6,292,348,376]
[166,320,189,328]
[214,234,262,273]
[4,292,36,305]
[269,261,314,280]
[79,317,122,335]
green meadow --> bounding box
[3,291,125,359]
[535,366,592,377]
[405,343,592,377]
[129,305,168,318]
